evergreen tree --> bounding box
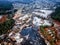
[51,7,60,21]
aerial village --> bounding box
[0,0,60,45]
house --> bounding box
[32,9,53,19]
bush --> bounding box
[0,19,15,35]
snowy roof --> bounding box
[33,17,52,26]
[32,10,53,18]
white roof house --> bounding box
[32,10,53,18]
[33,17,52,26]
